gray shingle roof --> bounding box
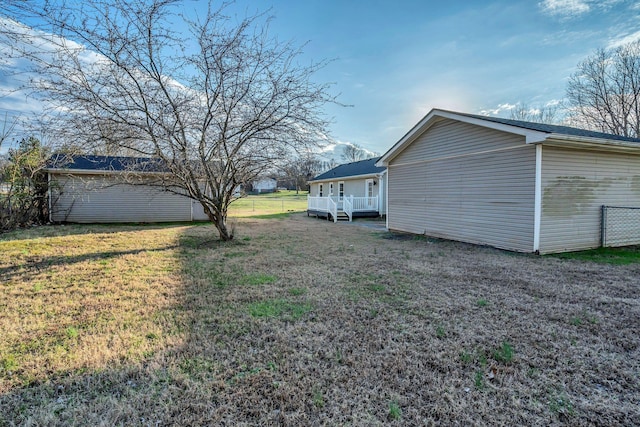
[46,155,168,172]
[457,112,640,143]
[311,157,385,181]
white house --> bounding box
[307,157,386,222]
[252,178,277,193]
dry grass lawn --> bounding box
[0,214,639,425]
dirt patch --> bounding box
[1,214,639,425]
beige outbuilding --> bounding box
[45,155,210,223]
[377,109,640,254]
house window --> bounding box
[329,182,334,196]
[319,184,323,197]
[338,181,344,200]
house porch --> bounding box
[307,195,380,222]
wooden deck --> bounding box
[307,196,379,222]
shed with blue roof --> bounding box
[45,155,210,223]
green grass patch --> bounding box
[493,341,514,364]
[344,271,407,304]
[248,299,313,320]
[240,273,277,286]
[551,246,640,265]
[548,390,575,417]
[388,401,402,420]
[474,370,485,390]
[312,388,325,408]
[65,326,79,339]
[288,287,307,296]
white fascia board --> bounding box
[377,109,549,166]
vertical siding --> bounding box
[388,122,536,252]
[50,174,193,223]
[539,147,640,253]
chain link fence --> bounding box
[601,205,640,247]
[228,196,308,217]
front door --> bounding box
[365,179,374,209]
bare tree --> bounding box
[509,103,559,124]
[282,152,322,194]
[0,113,16,149]
[566,40,640,137]
[5,0,335,240]
[341,143,376,163]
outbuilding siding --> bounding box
[391,119,525,164]
[539,146,640,253]
[50,174,199,223]
[387,121,536,252]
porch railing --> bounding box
[343,196,353,221]
[352,196,378,211]
[327,197,338,223]
[307,195,378,214]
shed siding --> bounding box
[539,147,640,253]
[50,174,193,223]
[392,119,525,164]
[388,123,535,252]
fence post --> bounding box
[600,205,606,247]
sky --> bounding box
[1,0,640,156]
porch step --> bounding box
[335,211,350,221]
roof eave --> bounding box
[308,171,385,184]
[377,109,548,166]
[544,134,640,152]
[45,168,169,176]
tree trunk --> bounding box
[214,215,233,241]
[203,205,233,241]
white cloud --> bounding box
[607,30,640,48]
[538,0,591,18]
[538,0,628,19]
[478,103,517,116]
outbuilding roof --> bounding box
[456,112,640,144]
[378,109,640,166]
[310,157,386,182]
[46,154,168,173]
